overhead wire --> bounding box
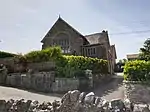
[109,30,150,35]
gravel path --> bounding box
[0,73,124,102]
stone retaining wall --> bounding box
[51,78,79,93]
[5,72,81,93]
[0,58,55,73]
[3,72,112,94]
[27,61,55,72]
[4,72,111,94]
[0,90,149,112]
[124,81,150,104]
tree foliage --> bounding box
[0,51,16,58]
[139,38,150,61]
[118,59,127,65]
[115,59,127,72]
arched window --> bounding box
[53,33,70,53]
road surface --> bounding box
[0,73,124,102]
[0,86,61,103]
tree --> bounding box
[139,38,150,61]
[118,59,127,65]
[115,59,127,72]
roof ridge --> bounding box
[85,32,102,37]
[41,17,89,43]
[58,17,84,37]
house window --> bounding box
[84,47,96,56]
[82,48,84,56]
[88,48,90,56]
[62,46,70,53]
[53,39,70,53]
[52,33,70,54]
[93,48,96,54]
[85,48,88,56]
[90,48,93,55]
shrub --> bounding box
[123,60,150,81]
[55,55,108,78]
[22,47,108,78]
[2,47,108,78]
[24,46,62,62]
[0,51,16,58]
[23,48,108,78]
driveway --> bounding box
[93,73,124,100]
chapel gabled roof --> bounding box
[41,17,89,44]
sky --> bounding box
[0,0,150,60]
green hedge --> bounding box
[23,47,108,78]
[23,47,62,62]
[55,55,108,78]
[0,51,16,58]
[123,60,150,81]
[3,47,108,78]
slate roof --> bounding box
[84,33,103,44]
[84,30,109,45]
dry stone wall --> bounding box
[124,81,150,104]
[27,62,55,72]
[51,78,79,93]
[0,90,149,112]
[0,58,55,73]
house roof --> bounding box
[81,43,104,47]
[85,33,102,44]
[127,54,139,59]
[41,17,89,44]
[84,30,109,45]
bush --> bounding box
[1,47,108,78]
[23,48,108,78]
[55,55,108,78]
[24,46,62,62]
[123,60,150,81]
[22,47,108,78]
[0,51,16,58]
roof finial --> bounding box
[58,14,61,18]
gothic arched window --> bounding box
[53,33,70,53]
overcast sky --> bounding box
[0,0,150,60]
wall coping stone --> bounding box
[0,90,149,112]
[123,80,150,85]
